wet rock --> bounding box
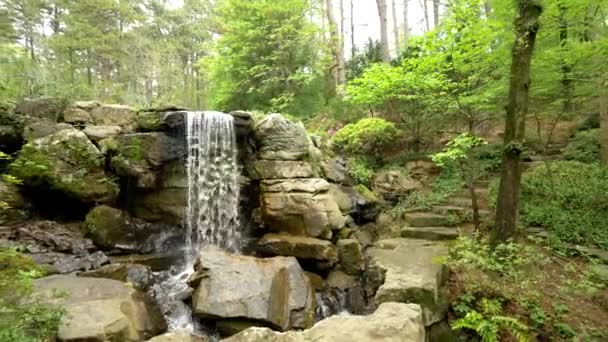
[8,220,94,254]
[80,263,153,290]
[85,205,181,253]
[14,97,67,121]
[110,253,185,272]
[337,239,363,275]
[136,111,186,133]
[328,184,352,213]
[33,275,167,341]
[326,270,356,290]
[83,125,122,141]
[147,331,209,342]
[259,179,344,238]
[9,129,118,203]
[133,188,187,226]
[112,133,185,189]
[230,111,254,138]
[23,121,72,141]
[222,302,425,342]
[90,104,137,128]
[254,114,310,160]
[189,246,315,331]
[0,124,22,152]
[257,233,338,263]
[51,250,109,273]
[339,186,380,224]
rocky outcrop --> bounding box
[222,302,425,342]
[0,179,27,224]
[15,97,67,122]
[249,160,317,180]
[147,332,209,342]
[9,129,118,204]
[188,246,315,331]
[254,114,310,160]
[90,104,137,128]
[85,205,181,253]
[259,179,345,238]
[373,170,422,202]
[33,275,166,341]
[80,263,153,291]
[365,238,449,327]
[83,125,122,141]
[23,121,72,141]
[336,239,364,275]
[257,233,338,263]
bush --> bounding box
[0,248,64,342]
[331,118,398,163]
[562,129,600,164]
[346,157,375,186]
[520,161,608,249]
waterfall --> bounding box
[185,111,241,263]
[153,111,241,333]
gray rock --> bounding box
[254,114,310,160]
[260,179,345,238]
[147,331,209,342]
[90,104,137,128]
[321,157,346,183]
[33,275,166,341]
[52,250,109,274]
[14,97,66,121]
[83,125,122,141]
[189,246,315,331]
[63,106,93,124]
[326,270,356,290]
[250,160,316,179]
[337,239,363,275]
[373,170,422,202]
[257,233,338,262]
[23,121,73,141]
[0,179,27,224]
[80,263,153,290]
[222,302,425,342]
[136,111,186,133]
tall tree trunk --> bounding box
[391,0,399,53]
[351,0,356,59]
[326,0,345,89]
[492,0,542,245]
[376,0,390,62]
[433,0,439,27]
[558,2,574,113]
[403,0,409,50]
[338,0,346,84]
[421,0,430,32]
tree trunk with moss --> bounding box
[492,0,542,245]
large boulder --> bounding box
[259,179,345,238]
[85,205,181,253]
[9,129,118,203]
[222,302,425,342]
[83,125,122,141]
[136,111,186,133]
[249,160,317,180]
[80,263,153,291]
[147,332,209,342]
[111,133,185,189]
[33,275,166,341]
[333,185,380,224]
[90,104,137,128]
[257,233,338,263]
[366,239,449,326]
[14,97,66,121]
[189,246,315,331]
[254,114,310,160]
[63,106,94,124]
[321,157,347,184]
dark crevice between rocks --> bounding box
[19,185,92,221]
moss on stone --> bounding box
[354,184,380,203]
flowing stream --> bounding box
[152,111,241,333]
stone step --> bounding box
[366,238,449,327]
[404,212,452,227]
[400,227,459,241]
[431,205,492,217]
[445,197,489,210]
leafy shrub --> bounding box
[392,166,463,213]
[575,112,600,132]
[562,129,600,163]
[520,161,608,249]
[332,118,398,163]
[346,157,375,186]
[0,248,64,341]
[472,143,503,175]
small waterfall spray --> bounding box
[185,111,241,263]
[153,111,241,333]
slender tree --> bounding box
[376,0,390,62]
[392,0,399,54]
[350,0,355,59]
[420,0,430,31]
[493,0,543,245]
[403,0,409,50]
[326,0,345,88]
[433,0,439,27]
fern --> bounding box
[453,308,530,342]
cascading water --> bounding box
[151,111,241,333]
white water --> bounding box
[156,111,241,333]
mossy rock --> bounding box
[354,184,380,204]
[9,129,118,203]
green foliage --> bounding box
[205,0,326,117]
[346,158,375,186]
[432,133,487,167]
[345,39,382,81]
[391,166,463,213]
[0,248,64,341]
[452,297,529,342]
[562,129,600,164]
[520,161,608,249]
[332,118,398,162]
